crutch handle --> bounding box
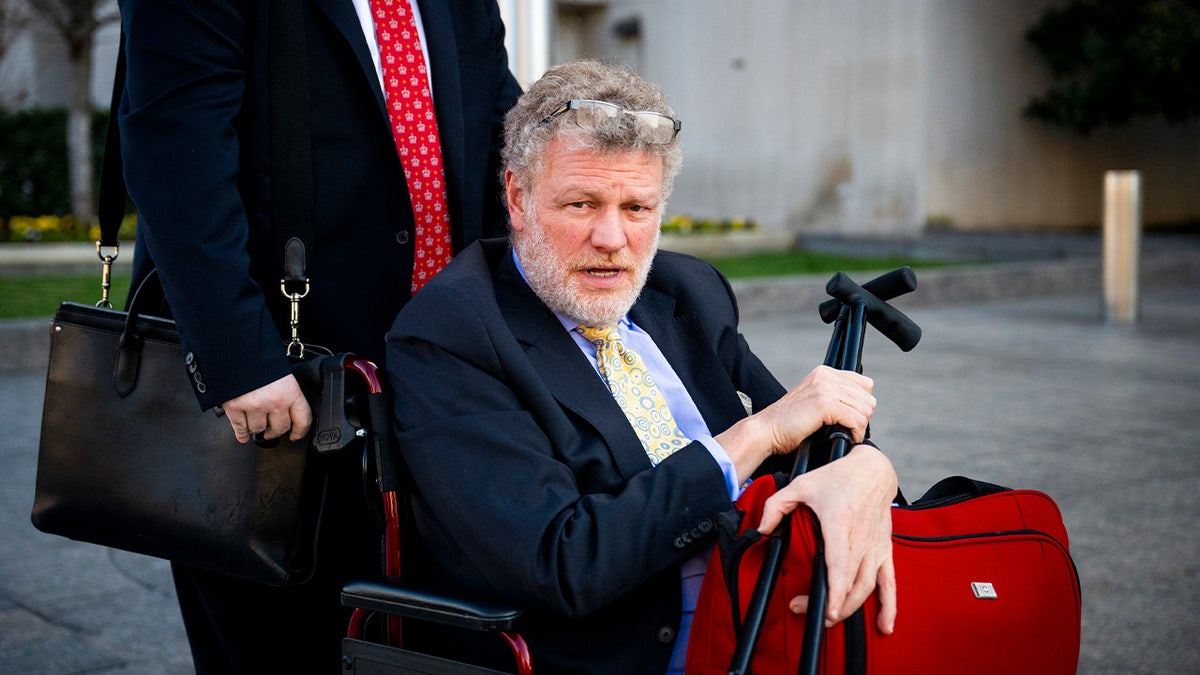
[818,266,917,323]
[826,272,922,352]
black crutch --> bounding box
[727,268,921,675]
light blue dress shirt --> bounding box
[512,252,743,673]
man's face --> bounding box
[508,135,665,327]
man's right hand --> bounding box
[221,374,313,444]
[717,365,877,484]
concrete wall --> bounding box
[4,0,1195,234]
[921,0,1200,230]
[0,23,66,108]
[585,0,929,236]
[557,0,1200,235]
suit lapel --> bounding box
[310,0,465,226]
[494,252,653,480]
[630,284,749,437]
[311,0,388,116]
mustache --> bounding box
[569,254,635,271]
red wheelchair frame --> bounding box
[337,358,533,674]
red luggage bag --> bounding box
[686,474,1081,674]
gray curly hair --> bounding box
[501,59,683,202]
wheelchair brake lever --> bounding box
[313,356,362,455]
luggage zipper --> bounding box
[898,492,986,510]
[892,529,1081,595]
[893,528,1049,543]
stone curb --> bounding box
[0,242,134,277]
[730,249,1200,320]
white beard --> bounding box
[512,204,658,328]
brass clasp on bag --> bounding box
[281,277,310,359]
[95,241,120,308]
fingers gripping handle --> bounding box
[818,266,917,323]
[825,272,922,352]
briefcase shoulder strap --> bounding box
[102,3,314,330]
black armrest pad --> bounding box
[341,576,522,632]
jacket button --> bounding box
[395,230,410,245]
[656,625,675,643]
[697,518,714,533]
[673,536,686,550]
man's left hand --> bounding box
[756,443,898,635]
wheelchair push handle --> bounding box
[818,266,917,323]
[825,272,922,352]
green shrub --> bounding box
[662,214,760,234]
[2,212,138,243]
[0,108,69,218]
[0,107,114,236]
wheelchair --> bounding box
[335,360,533,674]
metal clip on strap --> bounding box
[95,241,120,308]
[281,277,310,359]
[281,237,310,358]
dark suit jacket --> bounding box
[387,239,793,674]
[118,0,521,409]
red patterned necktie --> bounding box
[370,0,452,294]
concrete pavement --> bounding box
[2,234,1199,672]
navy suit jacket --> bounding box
[118,0,520,409]
[387,239,794,673]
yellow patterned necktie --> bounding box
[577,325,690,465]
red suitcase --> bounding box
[686,473,1081,674]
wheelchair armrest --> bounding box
[341,576,522,633]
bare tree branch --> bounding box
[0,0,33,65]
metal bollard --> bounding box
[1103,170,1141,324]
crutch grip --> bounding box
[826,272,922,352]
[818,266,917,323]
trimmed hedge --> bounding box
[0,107,110,226]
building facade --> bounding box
[508,0,1199,235]
[4,0,1197,235]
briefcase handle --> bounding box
[112,270,171,398]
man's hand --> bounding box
[221,374,312,444]
[756,444,898,635]
[762,365,876,449]
[717,365,876,483]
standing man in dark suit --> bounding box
[386,59,897,674]
[116,0,520,671]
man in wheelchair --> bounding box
[385,58,897,674]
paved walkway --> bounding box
[2,234,1199,672]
